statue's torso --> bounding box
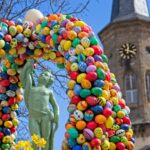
[26,86,53,118]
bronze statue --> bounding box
[20,59,59,150]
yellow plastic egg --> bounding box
[102,140,110,150]
[97,97,106,106]
[49,51,56,60]
[12,118,19,126]
[43,27,50,35]
[109,142,116,150]
[77,134,86,144]
[0,119,3,126]
[4,121,13,128]
[0,49,6,58]
[74,21,86,27]
[67,80,76,89]
[101,90,110,99]
[81,79,92,89]
[67,90,75,99]
[94,127,103,139]
[9,48,16,55]
[16,25,23,33]
[60,40,66,47]
[42,54,49,60]
[75,44,84,54]
[54,57,64,64]
[34,49,43,56]
[82,47,94,56]
[71,63,78,72]
[18,47,26,55]
[63,40,72,51]
[105,116,114,128]
[2,136,12,143]
[117,111,125,118]
[35,24,41,33]
[11,104,19,111]
[68,30,77,40]
[110,97,118,105]
[77,101,88,111]
[77,73,86,83]
[81,37,90,48]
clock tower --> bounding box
[98,0,150,149]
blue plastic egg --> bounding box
[68,138,77,148]
[78,62,87,72]
[121,124,129,131]
[73,145,82,150]
[74,84,82,95]
[94,79,105,87]
[91,105,103,114]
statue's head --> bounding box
[38,70,54,87]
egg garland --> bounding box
[0,12,135,149]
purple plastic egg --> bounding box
[86,65,96,73]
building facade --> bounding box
[98,0,150,149]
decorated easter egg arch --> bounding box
[0,9,135,149]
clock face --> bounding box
[119,43,137,60]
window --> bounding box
[146,71,150,102]
[125,73,138,103]
[145,47,150,54]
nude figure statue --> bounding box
[20,59,59,150]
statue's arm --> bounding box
[20,60,35,108]
[50,92,59,117]
[50,91,59,131]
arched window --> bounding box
[125,73,138,103]
[146,71,150,102]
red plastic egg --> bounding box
[2,114,10,121]
[0,132,4,139]
[87,121,97,130]
[123,117,131,125]
[8,97,16,105]
[4,34,12,42]
[86,96,98,106]
[90,138,101,147]
[69,71,79,80]
[10,127,16,133]
[86,72,97,82]
[0,80,10,87]
[91,46,103,55]
[103,107,112,117]
[70,95,81,104]
[116,142,125,150]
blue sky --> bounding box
[54,1,112,149]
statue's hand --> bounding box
[24,59,35,72]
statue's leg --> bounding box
[29,116,40,150]
[41,114,51,150]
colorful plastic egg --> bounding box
[74,84,82,95]
[96,68,106,79]
[79,89,91,98]
[105,116,114,128]
[71,63,78,72]
[84,110,94,122]
[78,62,87,72]
[67,128,79,139]
[82,142,92,150]
[4,121,13,128]
[86,72,97,82]
[110,136,121,143]
[67,80,76,90]
[67,104,77,113]
[83,128,94,140]
[87,121,97,130]
[116,142,125,150]
[77,134,86,144]
[68,138,76,148]
[91,105,103,114]
[0,39,5,49]
[103,107,112,117]
[86,96,98,106]
[81,79,92,89]
[95,115,106,124]
[91,87,102,97]
[76,120,86,130]
[77,101,88,111]
[83,47,94,56]
[81,37,90,48]
[75,44,84,54]
[90,138,101,147]
[70,95,81,105]
[73,110,84,120]
[86,65,96,73]
[94,127,103,139]
[73,145,82,150]
[101,140,110,150]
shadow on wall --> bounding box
[140,146,150,150]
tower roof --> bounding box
[111,0,150,22]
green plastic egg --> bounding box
[101,54,108,63]
[110,136,121,143]
[96,68,106,79]
[91,87,102,96]
[79,89,91,98]
[72,38,80,48]
[90,37,98,45]
[1,143,10,149]
[67,128,79,139]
